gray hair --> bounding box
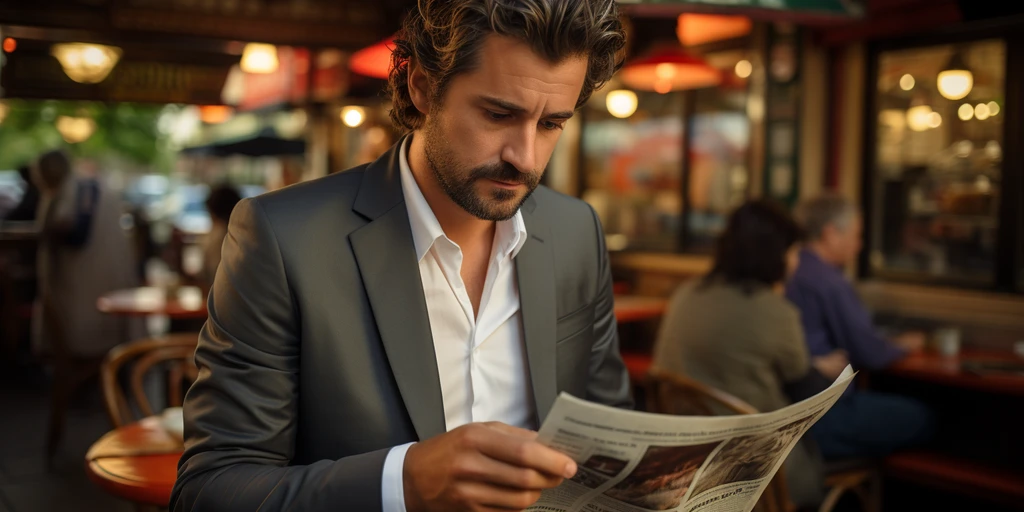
[794,194,858,241]
[387,0,625,132]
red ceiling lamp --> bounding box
[349,36,395,79]
[676,13,752,47]
[619,44,721,93]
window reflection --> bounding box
[579,48,751,254]
[581,90,684,252]
[871,39,1005,284]
[686,64,751,253]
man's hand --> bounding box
[893,331,927,354]
[403,422,576,512]
[811,349,849,380]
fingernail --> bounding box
[564,461,577,478]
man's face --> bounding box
[825,214,863,266]
[422,35,587,221]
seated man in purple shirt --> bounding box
[786,194,933,460]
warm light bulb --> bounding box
[734,60,752,79]
[937,69,973,100]
[987,101,1000,117]
[974,103,990,120]
[899,74,915,91]
[50,43,122,84]
[655,63,676,80]
[341,106,365,127]
[199,105,233,124]
[927,112,942,129]
[906,105,934,132]
[605,90,638,119]
[55,116,97,143]
[240,43,279,74]
[958,103,974,121]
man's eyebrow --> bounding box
[480,95,574,120]
[480,96,525,113]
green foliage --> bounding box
[0,99,173,171]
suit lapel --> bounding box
[515,200,558,423]
[350,137,446,441]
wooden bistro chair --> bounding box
[100,333,200,428]
[645,367,880,512]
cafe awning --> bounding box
[181,129,305,158]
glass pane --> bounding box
[581,90,684,252]
[686,49,752,253]
[871,39,1005,284]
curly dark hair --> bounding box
[387,0,625,132]
[704,199,805,293]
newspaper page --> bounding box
[527,366,856,512]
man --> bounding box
[170,1,631,511]
[786,194,933,460]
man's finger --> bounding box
[455,481,545,510]
[484,422,539,440]
[476,433,577,479]
[456,451,565,489]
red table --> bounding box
[884,348,1024,396]
[97,286,208,320]
[85,416,183,506]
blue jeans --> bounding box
[810,390,934,460]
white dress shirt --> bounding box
[381,139,536,511]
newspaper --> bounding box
[528,366,856,512]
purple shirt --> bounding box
[785,249,905,371]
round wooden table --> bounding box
[85,415,183,506]
[97,286,208,320]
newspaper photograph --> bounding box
[527,366,856,512]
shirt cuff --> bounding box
[381,442,416,512]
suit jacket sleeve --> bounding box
[171,198,388,512]
[584,206,634,409]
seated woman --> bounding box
[652,199,846,510]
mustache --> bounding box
[469,162,538,185]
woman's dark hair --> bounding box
[704,199,804,293]
[205,185,242,223]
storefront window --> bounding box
[685,50,752,253]
[579,49,752,254]
[581,90,685,252]
[870,39,1005,285]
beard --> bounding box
[423,119,540,222]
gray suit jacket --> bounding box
[171,141,632,511]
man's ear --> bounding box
[407,59,431,116]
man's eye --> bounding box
[487,111,511,121]
[541,120,564,131]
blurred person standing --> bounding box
[786,194,933,460]
[199,184,242,288]
[32,149,140,358]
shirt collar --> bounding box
[398,136,528,262]
[799,248,842,274]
